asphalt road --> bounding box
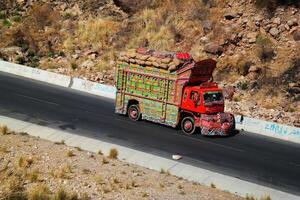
[1,72,300,195]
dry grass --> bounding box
[50,165,72,179]
[233,95,242,102]
[52,187,79,200]
[76,17,120,50]
[160,168,170,175]
[26,169,40,183]
[67,150,75,157]
[0,146,10,154]
[0,125,8,135]
[1,175,26,199]
[148,26,175,51]
[54,140,65,145]
[102,157,109,164]
[108,148,118,159]
[98,149,103,155]
[75,147,82,151]
[18,156,34,168]
[95,175,105,185]
[27,184,51,200]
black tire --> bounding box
[181,117,196,135]
[128,104,141,121]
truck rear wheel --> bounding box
[181,117,196,135]
[128,104,141,121]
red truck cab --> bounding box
[176,59,235,135]
[181,83,224,115]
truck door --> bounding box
[181,89,199,112]
[115,67,126,114]
[188,91,199,111]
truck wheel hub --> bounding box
[184,121,192,131]
[130,109,137,118]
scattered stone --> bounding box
[224,11,237,20]
[204,42,223,55]
[248,65,259,73]
[172,155,182,160]
[246,32,258,43]
[285,24,290,31]
[278,24,286,33]
[269,27,280,37]
[223,86,235,100]
[272,17,281,25]
[200,36,209,44]
[0,46,22,55]
[202,20,213,33]
[80,60,94,69]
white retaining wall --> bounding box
[235,115,300,144]
[70,77,116,99]
[0,59,300,144]
[0,60,71,87]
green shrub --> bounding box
[256,35,275,62]
[71,63,78,70]
[3,19,12,27]
[12,15,22,22]
[0,11,6,19]
[237,81,249,90]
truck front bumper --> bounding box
[199,113,235,136]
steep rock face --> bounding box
[113,0,151,13]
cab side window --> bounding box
[190,91,198,101]
[183,92,187,100]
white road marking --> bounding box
[13,93,59,106]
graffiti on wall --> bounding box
[265,123,300,137]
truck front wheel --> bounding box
[181,117,196,135]
[128,104,141,121]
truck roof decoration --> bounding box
[118,48,193,72]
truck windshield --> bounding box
[203,91,223,103]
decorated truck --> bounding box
[115,48,235,136]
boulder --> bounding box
[293,29,300,41]
[272,17,281,25]
[224,12,237,20]
[287,18,298,27]
[246,32,258,43]
[204,42,223,55]
[248,65,260,73]
[113,0,151,13]
[278,24,286,32]
[202,20,213,33]
[80,60,94,69]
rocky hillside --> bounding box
[0,0,299,126]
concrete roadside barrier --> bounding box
[0,60,71,87]
[235,115,300,144]
[70,77,116,99]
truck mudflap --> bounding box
[199,113,235,136]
